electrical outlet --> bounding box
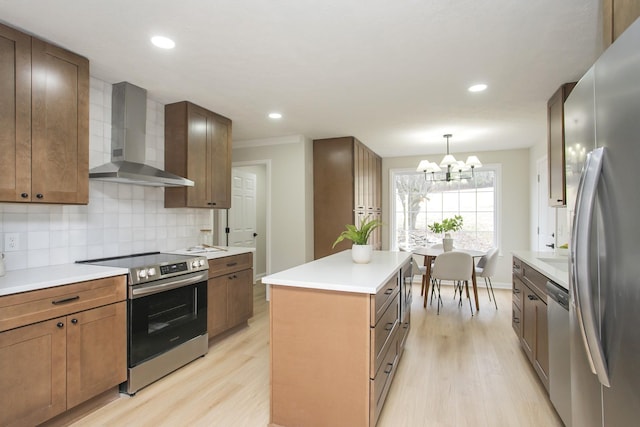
[4,233,19,252]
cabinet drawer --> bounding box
[512,303,522,337]
[370,330,399,425]
[513,276,525,310]
[512,257,523,278]
[370,275,399,325]
[0,276,126,332]
[522,262,548,302]
[370,295,399,378]
[208,253,253,278]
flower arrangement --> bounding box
[428,215,464,234]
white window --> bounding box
[391,166,500,251]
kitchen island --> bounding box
[262,250,412,427]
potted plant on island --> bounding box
[428,215,463,251]
[332,216,382,264]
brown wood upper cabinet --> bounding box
[603,0,640,48]
[164,101,232,209]
[547,82,575,207]
[313,137,382,259]
[0,22,89,204]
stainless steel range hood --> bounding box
[89,82,194,187]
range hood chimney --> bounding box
[89,82,194,187]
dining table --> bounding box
[412,246,486,311]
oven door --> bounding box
[128,270,208,367]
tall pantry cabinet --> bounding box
[313,137,382,259]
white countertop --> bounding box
[171,246,255,259]
[0,264,129,297]
[512,250,569,290]
[262,250,411,294]
[0,246,255,297]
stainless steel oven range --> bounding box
[78,252,209,394]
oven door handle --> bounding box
[130,270,209,298]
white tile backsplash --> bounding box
[0,76,212,271]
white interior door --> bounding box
[227,169,257,247]
[537,156,556,251]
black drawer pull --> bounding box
[384,288,393,295]
[513,289,520,294]
[513,317,520,323]
[384,362,394,374]
[71,318,78,324]
[385,322,394,331]
[527,294,538,301]
[20,192,28,198]
[56,322,64,328]
[226,262,238,267]
[36,193,44,199]
[52,296,80,305]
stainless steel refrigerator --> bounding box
[564,17,640,427]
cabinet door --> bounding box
[534,299,549,389]
[521,286,536,363]
[186,106,210,207]
[0,23,31,203]
[354,141,366,210]
[208,114,232,208]
[208,277,228,338]
[227,268,254,327]
[547,83,575,207]
[66,302,126,408]
[0,318,67,426]
[31,38,89,204]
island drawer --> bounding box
[370,330,400,425]
[208,253,253,278]
[521,261,548,302]
[0,275,126,332]
[370,274,399,325]
[370,294,399,378]
[513,276,525,310]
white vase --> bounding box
[443,233,454,252]
[352,244,373,264]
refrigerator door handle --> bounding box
[570,147,610,387]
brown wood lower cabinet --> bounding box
[207,253,254,339]
[269,268,405,427]
[512,257,549,392]
[0,276,127,427]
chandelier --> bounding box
[416,134,482,181]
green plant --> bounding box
[332,216,382,248]
[428,215,463,234]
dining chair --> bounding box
[411,256,428,295]
[430,251,474,315]
[475,247,499,309]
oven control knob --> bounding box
[191,261,199,268]
[138,269,148,279]
[199,259,206,267]
[148,267,156,277]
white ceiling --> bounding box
[0,0,601,157]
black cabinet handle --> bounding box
[36,193,44,199]
[71,318,78,324]
[57,322,64,328]
[513,288,520,294]
[385,322,394,331]
[527,294,538,301]
[513,317,520,324]
[384,288,393,295]
[20,193,28,198]
[226,262,238,267]
[207,202,217,206]
[384,362,394,374]
[52,296,80,305]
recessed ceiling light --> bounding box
[468,84,488,92]
[269,112,282,119]
[151,36,175,49]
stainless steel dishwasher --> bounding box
[547,280,571,426]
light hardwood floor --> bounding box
[70,281,562,427]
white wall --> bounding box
[232,135,314,274]
[382,148,530,285]
[0,77,211,271]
